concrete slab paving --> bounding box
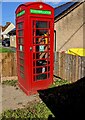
[2,84,41,113]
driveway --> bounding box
[1,84,42,113]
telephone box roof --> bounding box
[16,2,54,13]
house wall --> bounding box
[3,34,9,39]
[2,23,15,40]
[10,35,16,48]
[54,2,84,52]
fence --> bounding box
[0,52,85,82]
[0,53,17,81]
[54,52,85,82]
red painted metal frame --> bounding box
[15,2,54,95]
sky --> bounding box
[1,0,72,26]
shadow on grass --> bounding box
[38,77,85,119]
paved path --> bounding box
[1,84,41,113]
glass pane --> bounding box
[20,65,24,72]
[36,66,47,74]
[36,21,49,28]
[39,52,48,59]
[36,52,48,59]
[36,30,48,36]
[20,59,24,65]
[36,74,47,80]
[19,45,24,51]
[36,67,42,74]
[20,72,24,78]
[18,30,23,36]
[36,60,47,66]
[19,52,24,58]
[18,22,23,29]
[18,38,23,44]
[38,37,48,44]
[36,45,48,51]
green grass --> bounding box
[1,79,69,119]
[2,79,69,88]
[0,47,14,53]
[49,79,69,88]
[2,80,17,87]
[1,102,54,119]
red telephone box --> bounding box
[15,2,54,95]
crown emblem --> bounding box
[39,5,43,9]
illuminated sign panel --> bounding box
[17,10,25,17]
[30,9,51,15]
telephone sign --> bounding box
[39,45,44,52]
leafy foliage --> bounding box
[49,79,69,88]
[2,80,17,87]
[1,102,54,119]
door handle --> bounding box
[30,47,32,51]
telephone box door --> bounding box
[30,18,54,90]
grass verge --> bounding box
[1,79,69,119]
[2,79,69,88]
[2,80,17,87]
[49,78,69,88]
[0,47,14,53]
[1,102,54,119]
